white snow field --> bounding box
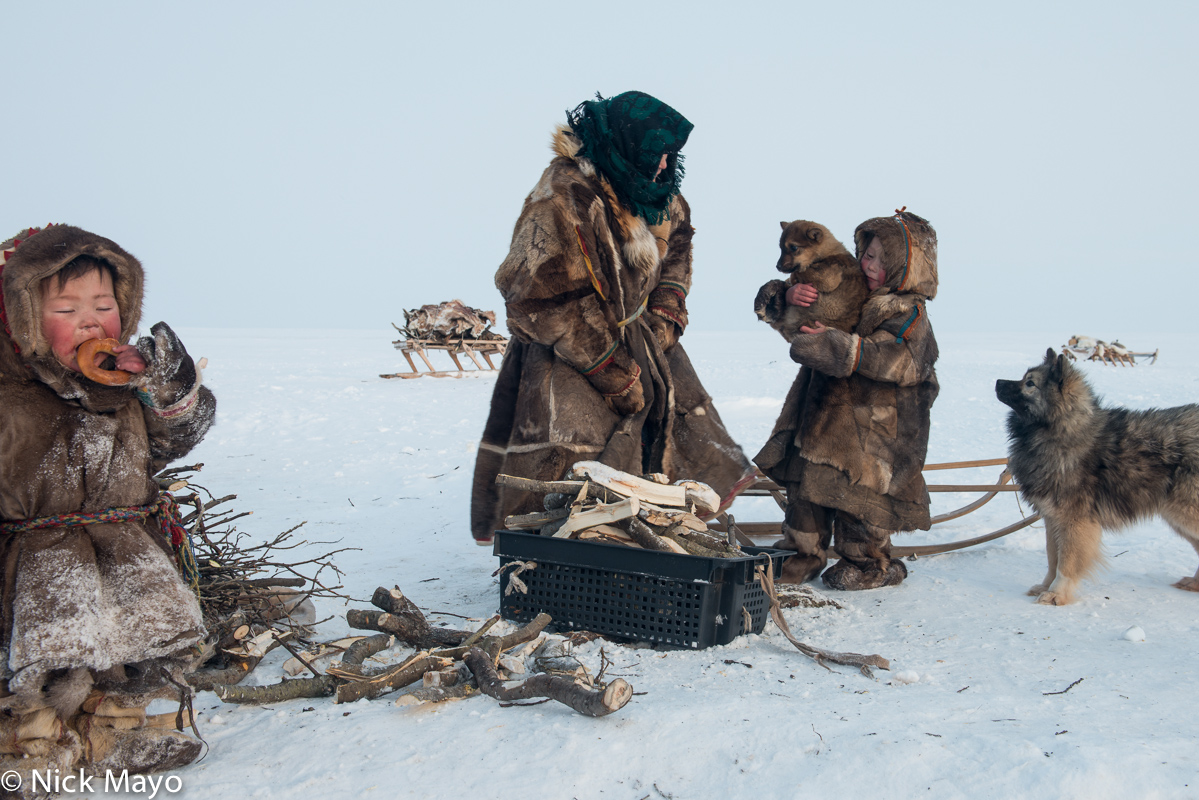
[130,327,1196,800]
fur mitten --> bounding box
[586,354,645,416]
[789,329,860,377]
[647,285,687,353]
[134,322,201,411]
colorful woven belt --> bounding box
[0,492,201,592]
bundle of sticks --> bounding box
[154,464,356,691]
[215,586,632,718]
[499,461,744,558]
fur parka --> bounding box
[471,127,754,543]
[754,212,940,533]
[0,225,211,711]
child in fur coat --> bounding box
[755,210,940,590]
[0,224,215,788]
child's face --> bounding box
[40,269,122,371]
[860,237,887,291]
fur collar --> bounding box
[857,292,923,336]
[551,125,671,270]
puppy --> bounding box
[996,349,1199,605]
[754,220,868,339]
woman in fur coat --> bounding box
[0,224,214,788]
[755,211,940,589]
[471,91,755,544]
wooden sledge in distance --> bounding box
[710,457,1041,557]
[381,336,508,379]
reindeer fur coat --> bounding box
[471,127,753,543]
[754,212,940,533]
[0,225,211,711]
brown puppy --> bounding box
[754,220,868,339]
[997,349,1199,605]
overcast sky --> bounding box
[3,1,1195,342]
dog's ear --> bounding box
[1047,352,1069,384]
[1043,347,1056,364]
[806,227,823,243]
[780,221,788,231]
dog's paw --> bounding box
[1172,577,1199,593]
[1027,584,1048,596]
[1036,590,1073,606]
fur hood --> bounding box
[1,224,144,358]
[854,211,938,302]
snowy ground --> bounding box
[110,327,1197,799]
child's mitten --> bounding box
[134,322,202,414]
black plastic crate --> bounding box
[494,529,787,649]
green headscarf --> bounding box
[567,91,693,225]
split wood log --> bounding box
[216,675,339,704]
[334,655,453,704]
[754,561,890,679]
[463,647,632,718]
[504,507,569,530]
[568,461,687,507]
[553,497,640,538]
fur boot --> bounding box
[73,689,201,775]
[821,512,907,590]
[0,710,82,799]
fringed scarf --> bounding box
[567,91,693,225]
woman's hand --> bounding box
[799,321,828,335]
[786,283,818,307]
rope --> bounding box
[0,492,201,593]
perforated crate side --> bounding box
[495,531,788,650]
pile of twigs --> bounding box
[155,464,356,691]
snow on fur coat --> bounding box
[0,225,211,705]
[471,127,754,543]
[754,212,940,533]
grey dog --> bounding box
[996,348,1199,605]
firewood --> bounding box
[348,588,471,649]
[334,655,453,704]
[394,682,478,707]
[553,497,640,538]
[568,462,687,507]
[495,474,617,502]
[186,659,259,691]
[504,507,569,530]
[431,613,552,662]
[283,637,367,676]
[341,634,393,667]
[576,525,633,541]
[463,648,632,718]
[674,480,720,515]
[423,666,462,688]
[216,675,339,704]
[624,517,682,553]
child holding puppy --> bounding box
[755,210,940,590]
[0,224,214,787]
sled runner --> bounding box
[711,457,1042,556]
[381,336,508,379]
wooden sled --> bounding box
[710,457,1042,557]
[381,336,508,379]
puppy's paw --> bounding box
[1036,590,1073,606]
[1172,577,1199,593]
[1027,583,1048,596]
